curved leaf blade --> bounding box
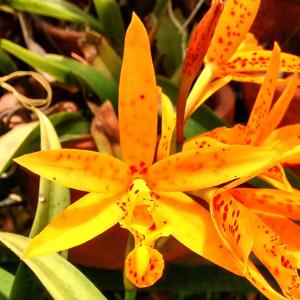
[0,232,107,300]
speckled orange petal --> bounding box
[260,74,299,142]
[245,43,281,146]
[119,13,158,169]
[263,124,300,165]
[125,245,164,288]
[23,192,125,257]
[157,93,175,161]
[146,145,276,192]
[224,50,300,73]
[227,73,292,85]
[247,212,300,299]
[259,163,293,192]
[156,191,242,275]
[210,192,253,271]
[230,188,300,220]
[206,0,260,66]
[246,262,286,300]
[185,75,232,120]
[258,214,300,250]
[184,124,246,149]
[183,136,226,152]
[14,149,131,193]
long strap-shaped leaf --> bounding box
[0,232,107,300]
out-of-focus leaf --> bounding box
[0,112,85,175]
[94,37,122,82]
[93,0,124,52]
[0,47,16,74]
[29,108,70,237]
[6,0,104,32]
[0,232,107,300]
[0,267,14,299]
[0,40,118,105]
[0,122,38,175]
[156,11,183,76]
[9,108,71,300]
[47,54,118,105]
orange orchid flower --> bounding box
[184,41,299,192]
[183,0,300,121]
[194,187,300,300]
[14,14,278,288]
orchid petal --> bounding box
[230,188,300,220]
[147,145,276,192]
[184,125,246,149]
[157,93,176,161]
[185,75,232,120]
[246,262,286,300]
[227,73,292,85]
[125,244,164,288]
[258,214,300,250]
[259,164,293,192]
[15,149,131,193]
[24,192,125,257]
[245,43,281,146]
[224,50,300,73]
[261,73,299,141]
[119,13,158,169]
[247,212,300,299]
[210,192,253,271]
[156,191,242,275]
[206,0,261,66]
[263,124,300,165]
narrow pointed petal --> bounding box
[15,149,131,193]
[263,124,300,165]
[24,192,124,257]
[156,191,242,275]
[185,75,232,120]
[247,212,300,299]
[157,93,176,161]
[258,214,300,250]
[119,13,158,169]
[183,136,226,152]
[206,0,261,66]
[184,125,246,149]
[228,73,292,85]
[259,164,293,192]
[210,192,253,271]
[177,0,223,139]
[230,188,300,220]
[246,262,286,300]
[260,74,298,139]
[224,50,300,73]
[125,245,164,288]
[147,145,277,192]
[245,43,281,145]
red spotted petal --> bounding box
[230,188,300,220]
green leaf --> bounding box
[29,108,70,237]
[6,0,104,32]
[0,112,85,176]
[0,47,16,74]
[156,11,183,76]
[0,267,14,299]
[94,36,122,82]
[10,109,71,300]
[0,122,38,175]
[0,232,107,300]
[47,54,118,106]
[93,0,125,52]
[0,40,118,105]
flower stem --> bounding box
[124,289,137,300]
